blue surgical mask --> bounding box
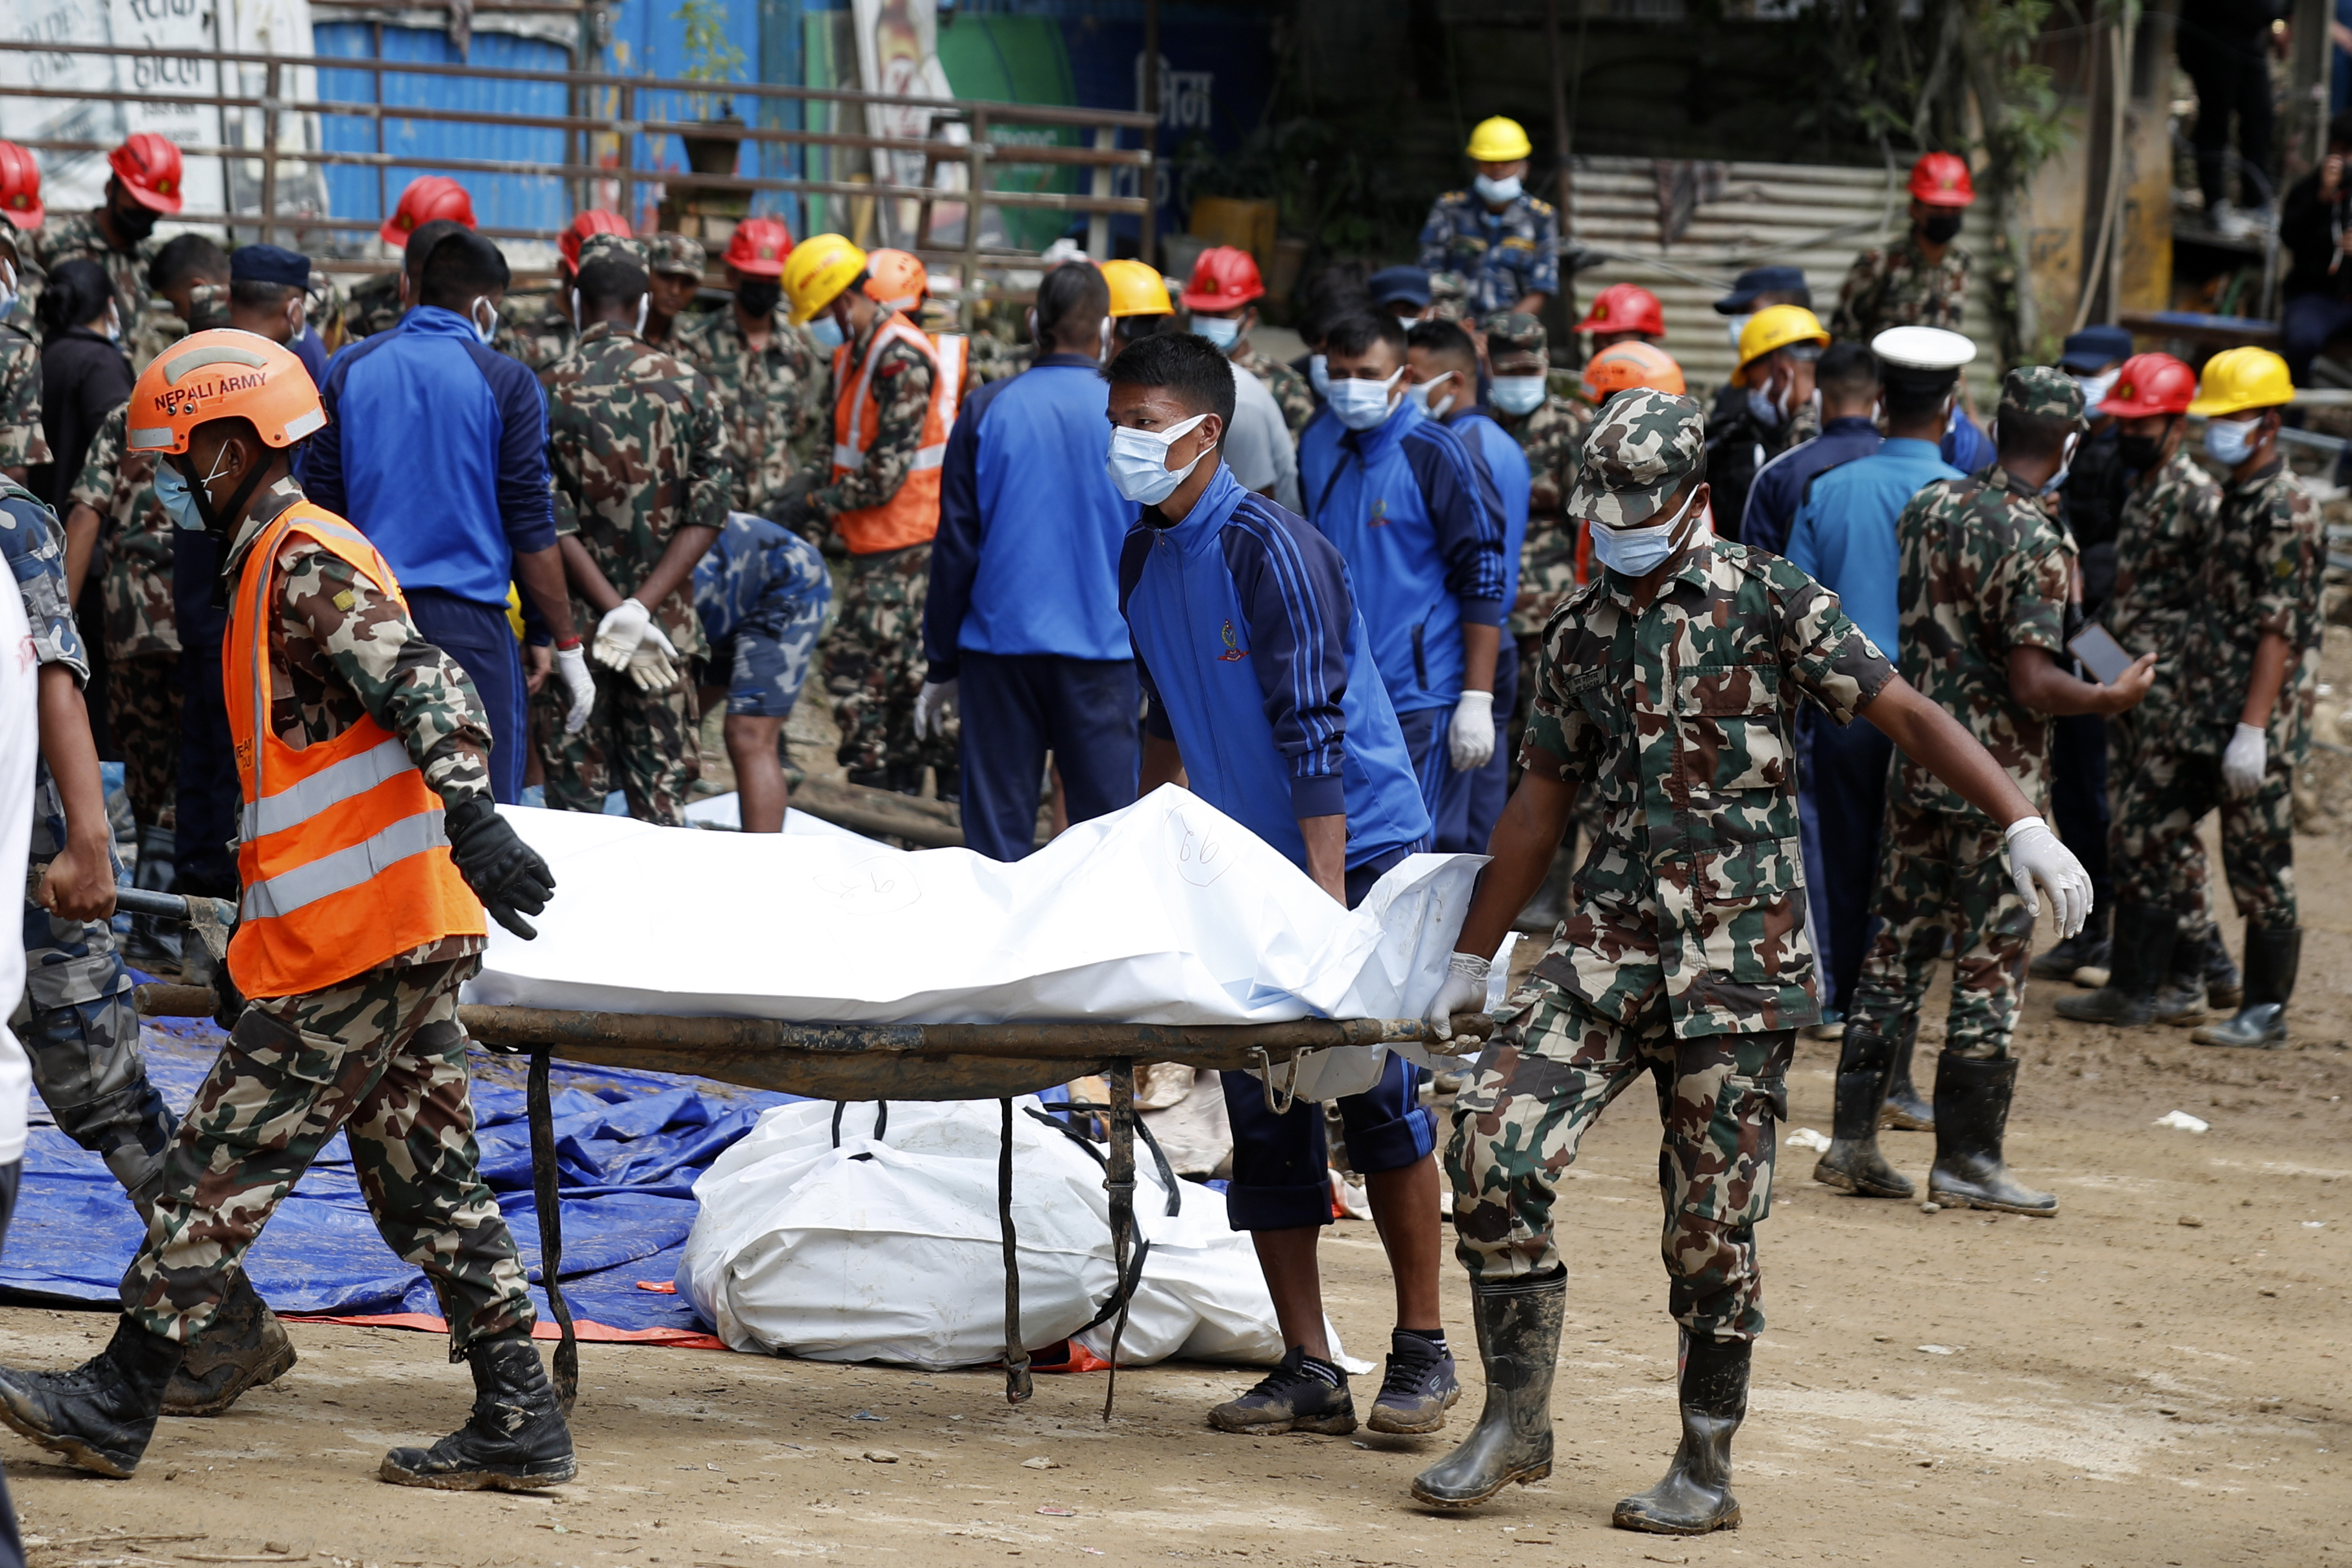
[1105,412,1209,506]
[1591,491,1704,578]
[1745,386,1785,429]
[1473,173,1523,204]
[154,463,204,533]
[1308,354,1330,400]
[1192,313,1242,350]
[1491,374,1546,415]
[1724,313,1751,355]
[807,310,846,352]
[2203,415,2258,467]
[1328,368,1403,432]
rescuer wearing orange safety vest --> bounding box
[0,332,573,1491]
[774,233,965,793]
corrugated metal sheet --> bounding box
[1567,156,2005,403]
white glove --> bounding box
[554,643,596,735]
[591,597,654,670]
[2003,816,2091,940]
[2223,721,2268,799]
[914,678,960,739]
[624,622,679,692]
[1448,689,1496,771]
[1424,952,1491,1042]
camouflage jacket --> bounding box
[2107,445,2221,716]
[1232,343,1316,438]
[67,401,176,659]
[32,212,154,334]
[343,269,406,342]
[1829,235,1970,341]
[1889,464,2074,820]
[0,317,50,471]
[2180,456,2323,759]
[495,296,577,380]
[2,476,88,681]
[809,318,934,526]
[1521,530,1895,1038]
[676,306,826,517]
[966,332,1032,387]
[1417,190,1562,316]
[545,323,731,660]
[1495,393,1588,640]
[221,476,493,808]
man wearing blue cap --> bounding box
[1711,265,1812,361]
[1368,266,1434,325]
[227,245,325,384]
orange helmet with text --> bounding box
[864,248,927,311]
[125,331,327,457]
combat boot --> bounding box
[1879,1020,1932,1132]
[2200,926,2244,1011]
[380,1336,576,1490]
[1925,1053,2056,1216]
[0,1315,184,1477]
[2150,933,2211,1027]
[162,1269,297,1417]
[2192,927,2299,1051]
[1410,1269,1563,1508]
[2055,903,2177,1026]
[1612,1333,1748,1535]
[1811,1025,1912,1199]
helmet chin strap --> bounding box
[195,446,276,609]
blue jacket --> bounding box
[925,352,1134,678]
[1739,414,1882,557]
[1299,397,1506,713]
[1118,464,1430,872]
[306,305,556,609]
[1942,404,1995,476]
[1444,406,1528,662]
[1786,436,1962,655]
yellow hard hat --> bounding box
[781,232,867,326]
[1101,258,1172,318]
[1465,116,1533,163]
[1735,304,1831,382]
[2186,345,2293,417]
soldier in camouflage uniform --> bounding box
[641,232,705,353]
[692,510,831,832]
[541,251,731,825]
[0,223,49,481]
[1828,153,1976,343]
[69,404,177,833]
[677,221,825,519]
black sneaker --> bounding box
[1208,1345,1357,1436]
[1367,1330,1460,1435]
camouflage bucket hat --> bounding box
[1482,310,1547,356]
[644,232,707,279]
[576,232,649,272]
[2000,364,2085,426]
[1569,389,1706,527]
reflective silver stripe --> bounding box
[239,735,417,840]
[831,442,864,473]
[837,319,938,474]
[909,445,945,472]
[240,809,447,922]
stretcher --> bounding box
[119,888,1491,1417]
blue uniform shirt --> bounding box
[1118,464,1430,872]
[1786,436,1963,654]
[1739,414,1883,557]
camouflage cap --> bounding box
[1569,388,1706,527]
[1482,310,1547,356]
[2000,364,2085,426]
[576,232,648,273]
[643,232,706,280]
[183,282,232,333]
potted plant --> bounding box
[674,0,748,178]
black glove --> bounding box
[768,473,823,541]
[212,933,247,1033]
[443,796,556,940]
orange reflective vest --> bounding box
[223,500,485,999]
[827,318,964,556]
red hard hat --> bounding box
[1909,151,1975,209]
[380,176,476,247]
[724,217,794,278]
[108,133,183,215]
[1573,282,1665,339]
[2099,352,2196,419]
[0,141,42,232]
[1181,245,1264,313]
[560,208,634,273]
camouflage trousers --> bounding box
[109,652,180,833]
[1447,981,1792,1343]
[2106,714,2216,942]
[539,663,700,826]
[14,764,176,1214]
[121,956,535,1353]
[1846,803,2032,1062]
[826,544,939,777]
[2111,740,2296,933]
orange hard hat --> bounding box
[2100,351,2198,419]
[560,209,635,273]
[864,247,927,310]
[0,141,43,232]
[724,217,795,278]
[1909,152,1975,209]
[108,133,183,215]
[1180,245,1264,313]
[126,330,328,457]
[1581,340,1685,402]
[380,176,476,247]
[1574,282,1665,339]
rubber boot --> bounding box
[1612,1334,1748,1535]
[2192,927,2299,1051]
[2150,929,2211,1027]
[1925,1053,2057,1216]
[379,1336,576,1491]
[0,1315,184,1478]
[2055,903,2177,1026]
[1811,1026,1913,1199]
[1879,1017,1932,1132]
[1409,1269,1564,1508]
[162,1269,298,1417]
[2201,925,2245,1011]
[1513,845,1573,935]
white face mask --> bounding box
[1329,367,1404,431]
[1106,411,1210,506]
[1408,371,1458,420]
[1591,489,1706,578]
[635,294,649,337]
[1724,313,1751,355]
[2074,369,2118,410]
[1192,313,1243,350]
[2042,430,2082,495]
[2204,414,2260,467]
[470,294,497,345]
[1473,172,1523,204]
[0,257,15,323]
[103,302,123,345]
[1491,374,1547,415]
[1308,354,1330,400]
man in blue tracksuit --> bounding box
[1299,313,1507,852]
[1107,331,1456,1442]
[1739,342,1884,556]
[1406,319,1524,853]
[920,262,1139,860]
[305,228,588,803]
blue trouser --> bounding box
[1460,637,1519,855]
[1797,705,1893,1014]
[956,651,1140,863]
[408,589,528,806]
[1397,702,1475,856]
[2050,710,2111,935]
[2283,293,2352,385]
[175,638,239,900]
